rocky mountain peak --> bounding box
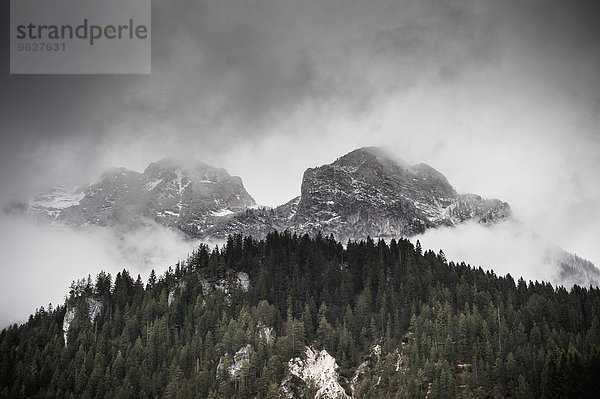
[144,158,247,192]
[98,167,139,182]
[331,146,406,175]
[24,148,511,241]
[336,146,398,162]
[18,147,598,288]
[25,159,255,233]
[200,147,513,241]
[143,157,182,176]
[288,147,480,240]
[330,147,456,197]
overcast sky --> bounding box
[1,0,600,324]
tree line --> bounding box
[1,231,599,398]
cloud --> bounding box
[0,214,202,329]
[1,0,599,325]
[2,0,599,186]
[414,221,571,286]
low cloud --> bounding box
[0,210,595,328]
[414,221,565,286]
[1,0,599,328]
[0,214,202,329]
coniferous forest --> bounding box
[1,231,600,398]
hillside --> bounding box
[1,232,599,398]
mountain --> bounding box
[20,147,598,287]
[26,147,510,241]
[289,147,510,239]
[205,147,511,241]
[548,247,600,288]
[2,232,599,398]
[28,158,256,235]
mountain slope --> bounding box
[29,158,256,235]
[26,147,509,241]
[208,147,511,242]
[2,232,599,398]
[289,147,510,240]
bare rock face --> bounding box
[283,346,350,399]
[218,344,253,380]
[24,147,598,288]
[62,297,103,345]
[142,159,255,236]
[28,186,85,221]
[206,147,511,242]
[25,148,510,241]
[29,158,256,235]
[290,147,511,241]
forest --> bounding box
[1,231,599,398]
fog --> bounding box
[415,221,558,286]
[0,214,203,329]
[1,0,599,327]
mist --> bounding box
[1,0,599,327]
[415,220,575,288]
[0,214,202,329]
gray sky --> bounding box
[1,0,600,324]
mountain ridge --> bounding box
[202,147,512,242]
[24,147,511,241]
[15,146,599,287]
[28,157,256,236]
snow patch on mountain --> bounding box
[29,186,84,219]
[211,208,235,217]
[160,210,180,218]
[145,179,163,191]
